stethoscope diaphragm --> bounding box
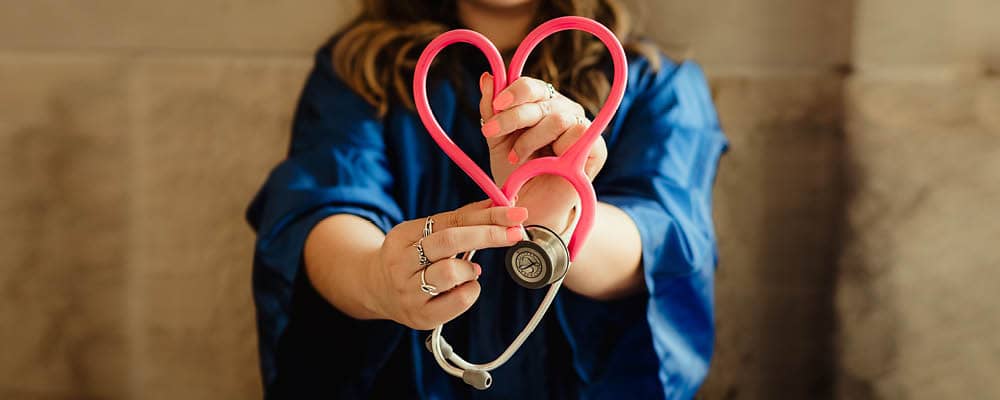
[504,225,569,289]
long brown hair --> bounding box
[331,0,659,117]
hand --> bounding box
[366,200,529,330]
[478,73,608,232]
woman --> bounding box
[246,0,727,398]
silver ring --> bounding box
[420,267,439,296]
[479,118,485,127]
[545,82,555,99]
[413,238,432,268]
[423,216,434,237]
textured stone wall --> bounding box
[628,1,853,398]
[1,0,996,399]
[0,2,357,398]
[835,0,1000,398]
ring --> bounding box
[420,267,439,296]
[413,238,432,268]
[545,82,555,99]
[423,216,435,237]
[480,118,485,127]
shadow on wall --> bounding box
[621,0,857,398]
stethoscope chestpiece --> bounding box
[504,225,569,289]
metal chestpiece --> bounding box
[504,225,570,289]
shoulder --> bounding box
[288,44,385,153]
[303,44,374,111]
[624,48,720,130]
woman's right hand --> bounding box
[365,199,528,330]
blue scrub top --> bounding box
[246,43,727,399]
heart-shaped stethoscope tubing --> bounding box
[412,16,628,390]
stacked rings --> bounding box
[416,217,438,296]
[414,238,431,268]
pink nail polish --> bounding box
[493,91,514,109]
[482,120,500,137]
[507,207,528,223]
[507,149,519,164]
[506,226,523,242]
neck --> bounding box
[457,1,540,51]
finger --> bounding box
[509,112,578,164]
[432,205,529,231]
[482,100,551,138]
[551,123,607,180]
[418,258,482,294]
[551,119,590,156]
[421,225,523,262]
[420,280,482,327]
[583,136,608,180]
[493,77,552,111]
[393,199,495,244]
[479,72,495,120]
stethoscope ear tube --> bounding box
[426,274,565,390]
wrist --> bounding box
[358,248,391,320]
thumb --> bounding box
[478,72,495,120]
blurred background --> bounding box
[1,0,998,399]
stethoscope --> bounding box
[412,16,628,390]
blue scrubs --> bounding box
[246,44,727,399]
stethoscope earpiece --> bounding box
[424,334,494,389]
[505,225,569,289]
[462,369,492,390]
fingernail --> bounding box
[507,207,528,223]
[493,91,514,110]
[479,72,489,92]
[506,226,523,242]
[482,119,500,137]
[474,263,482,276]
[507,149,519,164]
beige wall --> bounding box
[0,1,996,399]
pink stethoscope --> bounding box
[413,16,627,390]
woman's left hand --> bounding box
[478,73,608,232]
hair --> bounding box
[330,0,660,117]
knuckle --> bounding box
[537,101,552,117]
[513,78,530,94]
[457,288,478,307]
[512,106,530,124]
[448,212,465,228]
[551,113,571,131]
[441,229,461,249]
[498,112,515,132]
[439,261,460,283]
[489,226,507,243]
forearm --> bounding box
[303,214,385,320]
[561,202,644,301]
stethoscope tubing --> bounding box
[413,16,629,388]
